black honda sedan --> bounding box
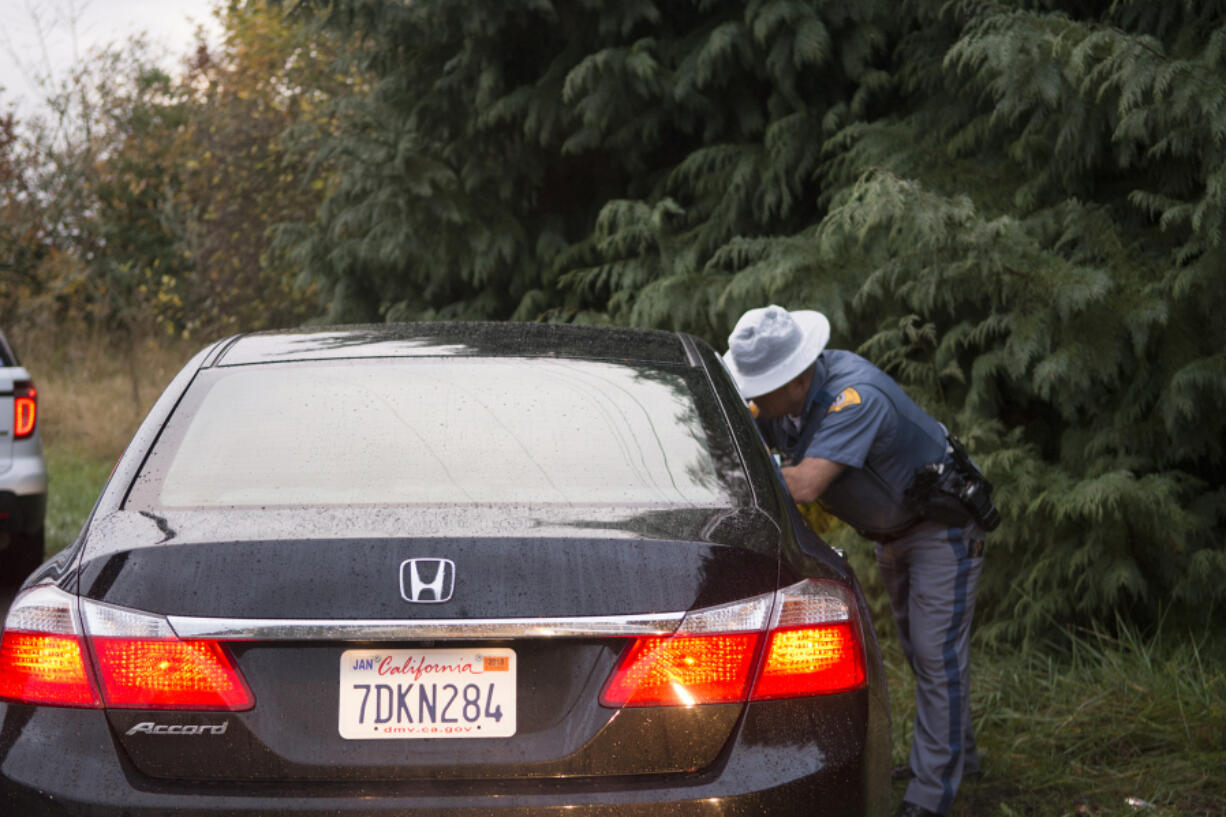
[0,323,890,816]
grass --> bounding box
[43,443,114,553]
[884,624,1226,817]
[841,527,1226,815]
[10,326,1226,815]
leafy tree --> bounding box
[0,40,188,336]
[2,1,342,338]
[0,101,50,318]
[167,0,350,333]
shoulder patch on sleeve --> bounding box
[827,387,862,413]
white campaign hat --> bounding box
[723,306,830,398]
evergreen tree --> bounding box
[282,0,1226,640]
[703,0,1226,640]
[279,0,898,324]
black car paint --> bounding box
[1,322,891,816]
[78,533,783,619]
[3,699,882,815]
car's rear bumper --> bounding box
[0,694,890,816]
[0,490,45,535]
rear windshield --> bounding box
[126,358,746,510]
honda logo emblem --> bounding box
[399,558,455,603]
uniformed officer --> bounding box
[723,305,986,817]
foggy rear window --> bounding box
[132,358,737,509]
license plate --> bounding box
[338,648,516,739]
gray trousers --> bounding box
[875,522,984,816]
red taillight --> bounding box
[0,586,254,711]
[13,381,36,439]
[600,580,867,708]
[0,631,102,708]
[751,622,866,699]
[600,633,761,707]
[92,638,253,710]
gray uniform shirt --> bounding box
[760,350,949,538]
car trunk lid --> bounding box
[81,509,784,782]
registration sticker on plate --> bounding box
[338,648,516,739]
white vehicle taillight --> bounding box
[600,579,866,708]
[0,586,253,711]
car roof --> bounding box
[206,322,701,368]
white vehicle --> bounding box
[0,329,46,585]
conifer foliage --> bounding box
[284,0,1226,640]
